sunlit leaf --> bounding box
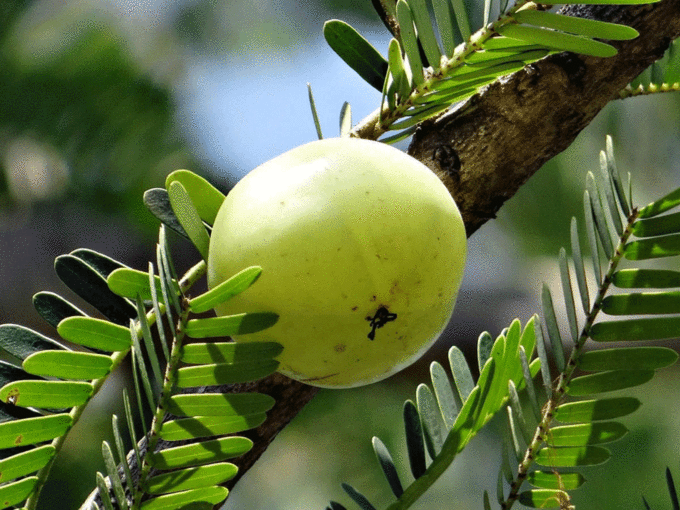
[512,11,638,40]
[167,181,210,260]
[567,370,654,396]
[165,169,225,226]
[497,24,617,57]
[527,471,585,490]
[431,361,457,429]
[180,341,283,365]
[417,383,445,458]
[612,268,680,288]
[159,414,267,441]
[175,359,279,387]
[107,267,178,302]
[0,414,72,449]
[518,488,569,508]
[0,445,55,483]
[638,187,680,218]
[408,0,442,66]
[0,476,38,508]
[168,393,275,417]
[396,0,424,86]
[624,234,680,259]
[149,436,252,470]
[591,317,680,341]
[147,463,238,495]
[547,422,628,446]
[0,380,93,408]
[535,445,610,467]
[184,313,279,338]
[22,350,113,380]
[554,397,641,423]
[57,317,132,352]
[139,486,228,509]
[187,266,262,314]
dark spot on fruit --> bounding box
[335,344,346,353]
[351,306,358,311]
[367,306,398,340]
[370,295,376,302]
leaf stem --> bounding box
[501,207,639,510]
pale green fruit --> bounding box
[207,138,466,388]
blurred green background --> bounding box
[0,1,679,509]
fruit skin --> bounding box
[207,138,466,388]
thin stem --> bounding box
[501,207,639,510]
[25,259,207,510]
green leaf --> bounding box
[558,248,578,342]
[554,397,641,423]
[22,350,113,380]
[372,437,403,497]
[147,463,238,495]
[181,341,283,365]
[542,285,565,371]
[107,267,178,302]
[0,324,67,361]
[102,441,128,510]
[339,101,352,137]
[33,292,86,329]
[431,361,457,429]
[497,24,617,58]
[613,268,680,288]
[184,313,279,338]
[111,415,133,501]
[140,486,228,510]
[175,359,279,387]
[165,169,225,226]
[168,393,275,417]
[602,290,680,315]
[633,211,680,237]
[539,0,660,4]
[0,414,72,448]
[535,445,610,467]
[567,370,654,396]
[342,482,377,510]
[160,414,267,441]
[149,437,253,470]
[0,445,55,483]
[534,322,552,400]
[477,331,494,373]
[0,476,38,508]
[96,471,115,510]
[584,190,602,283]
[57,317,132,352]
[433,0,456,56]
[605,135,630,217]
[547,422,628,446]
[586,172,615,259]
[624,234,680,259]
[308,83,323,140]
[188,266,262,314]
[591,317,680,341]
[0,380,93,408]
[578,346,678,371]
[143,188,189,239]
[527,471,585,490]
[323,20,388,92]
[450,0,471,40]
[518,488,569,508]
[639,187,680,218]
[417,383,445,458]
[168,181,211,260]
[512,11,638,40]
[597,151,624,236]
[396,0,424,86]
[55,255,137,326]
[388,38,411,98]
[403,400,426,479]
[70,249,127,279]
[408,0,442,67]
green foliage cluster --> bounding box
[0,0,678,509]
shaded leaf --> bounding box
[638,187,680,218]
[323,20,388,92]
[526,471,585,490]
[181,341,283,365]
[373,437,403,497]
[55,255,136,326]
[168,393,275,417]
[143,188,189,239]
[308,83,323,140]
[167,181,211,260]
[342,482,377,510]
[624,234,680,259]
[0,325,67,361]
[590,317,680,341]
[175,359,279,387]
[518,488,569,508]
[577,347,678,371]
[547,422,628,446]
[159,414,267,441]
[403,400,426,479]
[633,211,680,238]
[32,292,87,329]
[613,268,680,288]
[139,486,228,509]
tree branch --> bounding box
[227,0,680,491]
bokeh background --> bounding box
[0,0,679,509]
